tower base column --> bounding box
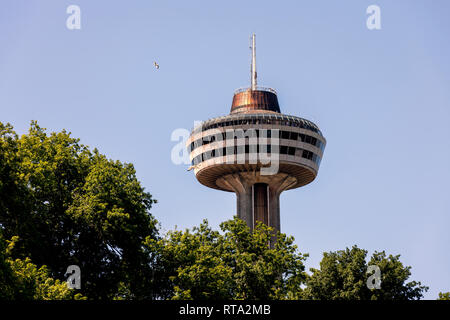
[268,186,281,234]
[217,172,297,235]
[236,186,253,228]
[217,174,253,228]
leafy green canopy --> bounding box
[0,232,84,300]
[146,217,308,300]
[0,121,434,300]
[303,246,428,300]
[0,122,159,299]
[438,292,450,300]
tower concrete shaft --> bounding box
[217,173,297,232]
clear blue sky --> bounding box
[1,0,449,299]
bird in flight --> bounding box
[154,61,159,69]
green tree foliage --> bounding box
[302,246,428,300]
[146,217,308,300]
[0,233,18,299]
[0,232,83,300]
[0,122,159,299]
[7,257,75,300]
[438,292,450,300]
[0,121,431,300]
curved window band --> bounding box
[195,117,323,136]
[192,145,321,167]
[189,130,325,154]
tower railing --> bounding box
[234,86,277,95]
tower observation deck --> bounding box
[187,34,326,234]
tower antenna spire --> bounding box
[250,33,257,90]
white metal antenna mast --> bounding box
[250,33,257,90]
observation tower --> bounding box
[187,34,326,234]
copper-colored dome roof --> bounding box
[230,87,280,114]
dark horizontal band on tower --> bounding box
[191,145,321,167]
[192,113,324,137]
[189,129,325,154]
